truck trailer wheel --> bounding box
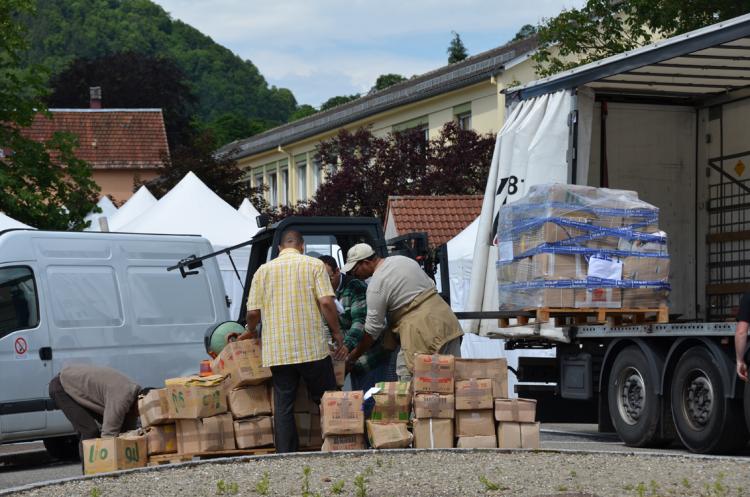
[607,346,662,446]
[43,436,79,461]
[670,347,748,454]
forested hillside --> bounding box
[20,0,297,127]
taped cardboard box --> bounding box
[176,419,202,454]
[454,378,493,411]
[622,256,670,282]
[211,339,272,390]
[138,388,171,427]
[146,423,177,455]
[622,288,669,308]
[537,288,575,308]
[497,422,540,449]
[201,413,236,452]
[413,354,454,394]
[455,410,495,437]
[531,253,586,281]
[414,393,454,419]
[165,375,227,419]
[366,421,413,449]
[494,398,537,423]
[455,358,508,399]
[456,435,497,448]
[321,434,366,451]
[321,391,364,437]
[82,434,147,475]
[228,383,272,419]
[234,416,274,449]
[574,287,621,309]
[412,418,453,449]
[371,381,411,423]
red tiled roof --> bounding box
[22,109,169,169]
[385,195,484,247]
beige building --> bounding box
[220,37,538,207]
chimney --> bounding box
[89,87,102,109]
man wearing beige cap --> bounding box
[343,243,463,381]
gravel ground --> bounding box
[6,449,749,497]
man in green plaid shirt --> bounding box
[320,256,391,392]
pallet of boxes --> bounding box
[145,338,274,466]
[495,184,670,327]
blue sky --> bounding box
[152,1,585,108]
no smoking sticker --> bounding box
[14,337,28,360]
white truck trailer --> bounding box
[462,14,750,453]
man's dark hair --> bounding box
[280,229,304,246]
[319,255,338,270]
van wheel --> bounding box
[670,346,748,454]
[607,346,662,447]
[43,436,79,461]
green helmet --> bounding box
[205,321,245,357]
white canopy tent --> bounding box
[0,213,33,230]
[237,198,261,223]
[119,172,259,319]
[108,186,157,232]
[84,196,118,231]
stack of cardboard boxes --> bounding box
[293,380,324,450]
[495,398,539,449]
[496,184,670,310]
[320,390,366,451]
[138,388,177,457]
[366,381,413,449]
[412,354,455,449]
[454,359,500,448]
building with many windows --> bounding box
[219,37,538,207]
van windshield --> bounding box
[0,266,39,339]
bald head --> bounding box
[279,229,304,251]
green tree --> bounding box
[206,113,271,148]
[289,104,318,121]
[512,24,537,41]
[447,31,468,63]
[320,94,360,112]
[372,73,406,92]
[0,0,99,230]
[534,0,750,77]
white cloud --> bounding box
[153,0,586,106]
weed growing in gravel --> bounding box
[90,488,102,497]
[376,457,383,468]
[635,481,647,497]
[216,479,238,495]
[557,485,568,492]
[478,475,500,491]
[650,480,660,496]
[301,466,322,497]
[569,470,577,478]
[330,480,345,495]
[354,471,369,497]
[682,478,691,489]
[255,471,270,495]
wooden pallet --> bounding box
[498,304,669,328]
[148,447,275,465]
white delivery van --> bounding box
[0,229,230,458]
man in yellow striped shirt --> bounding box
[239,229,346,452]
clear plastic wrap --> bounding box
[496,184,670,309]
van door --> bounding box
[0,264,51,436]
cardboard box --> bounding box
[455,410,495,437]
[176,419,202,454]
[623,256,670,283]
[457,435,497,448]
[455,358,508,399]
[82,434,147,475]
[622,288,669,308]
[575,287,621,308]
[201,413,236,452]
[146,423,177,455]
[234,416,274,449]
[138,388,171,427]
[165,375,227,419]
[412,418,454,449]
[228,384,272,418]
[497,422,540,449]
[365,421,413,449]
[295,412,312,447]
[211,339,272,390]
[454,378,493,411]
[531,253,586,281]
[371,381,412,423]
[494,398,537,423]
[414,393,454,419]
[537,288,575,308]
[320,391,364,437]
[413,354,455,394]
[321,434,366,451]
[333,356,346,387]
